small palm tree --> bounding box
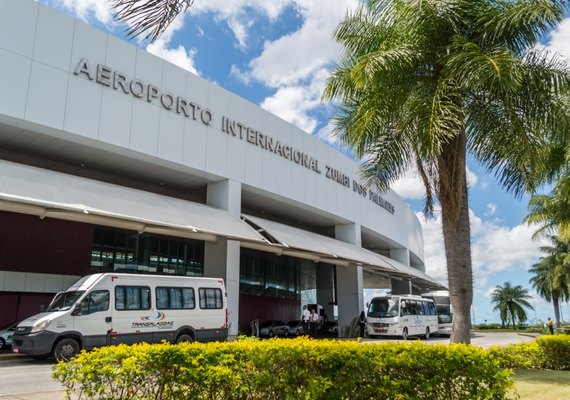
[529,237,570,326]
[323,0,570,343]
[491,282,534,330]
[525,180,570,243]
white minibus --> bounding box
[12,273,228,361]
[366,295,438,339]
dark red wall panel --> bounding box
[0,211,93,276]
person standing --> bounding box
[547,317,554,335]
[309,308,320,337]
[359,311,367,338]
[301,305,311,335]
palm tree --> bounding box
[323,0,570,343]
[525,177,570,243]
[490,282,534,330]
[110,0,194,43]
[529,237,570,326]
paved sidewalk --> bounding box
[0,391,66,400]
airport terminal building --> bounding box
[0,0,443,335]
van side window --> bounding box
[79,290,109,315]
[199,288,223,309]
[115,286,151,310]
[156,287,195,309]
[400,301,411,316]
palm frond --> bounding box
[110,0,194,43]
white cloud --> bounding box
[485,203,497,216]
[260,68,329,133]
[144,13,199,74]
[421,207,549,290]
[51,0,114,25]
[392,170,426,200]
[147,40,199,75]
[230,65,251,85]
[546,17,570,59]
[392,166,478,201]
[246,1,358,88]
[227,14,253,50]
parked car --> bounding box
[287,320,304,336]
[0,322,17,348]
[259,320,290,338]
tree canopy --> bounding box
[324,0,570,343]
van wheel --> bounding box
[53,338,80,362]
[176,334,193,344]
[402,327,408,340]
[424,327,430,340]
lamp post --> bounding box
[531,295,538,325]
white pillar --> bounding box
[335,223,364,337]
[204,179,241,338]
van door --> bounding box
[196,286,226,341]
[74,289,112,350]
[110,285,154,345]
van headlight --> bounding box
[31,320,51,333]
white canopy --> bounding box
[242,214,444,289]
[0,160,265,243]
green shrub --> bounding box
[53,338,512,400]
[488,335,570,370]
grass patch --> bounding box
[510,369,570,399]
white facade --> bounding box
[0,0,442,336]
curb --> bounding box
[0,352,26,361]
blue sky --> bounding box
[39,0,570,325]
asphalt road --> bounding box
[0,331,539,400]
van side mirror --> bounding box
[71,304,82,316]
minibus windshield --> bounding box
[47,291,85,311]
[367,297,399,318]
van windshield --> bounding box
[47,291,85,312]
[368,297,399,318]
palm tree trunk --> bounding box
[553,298,561,327]
[440,133,473,344]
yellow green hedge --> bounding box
[53,338,513,400]
[488,334,570,370]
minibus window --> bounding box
[199,288,223,309]
[115,286,151,310]
[156,287,195,309]
[79,290,109,315]
[47,291,85,311]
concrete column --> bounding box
[389,248,413,294]
[204,179,241,338]
[204,239,240,337]
[206,179,241,218]
[316,264,335,324]
[334,223,364,337]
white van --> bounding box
[12,273,228,361]
[366,295,438,340]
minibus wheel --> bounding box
[53,338,80,362]
[401,327,408,340]
[176,334,193,343]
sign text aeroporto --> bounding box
[73,58,395,214]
